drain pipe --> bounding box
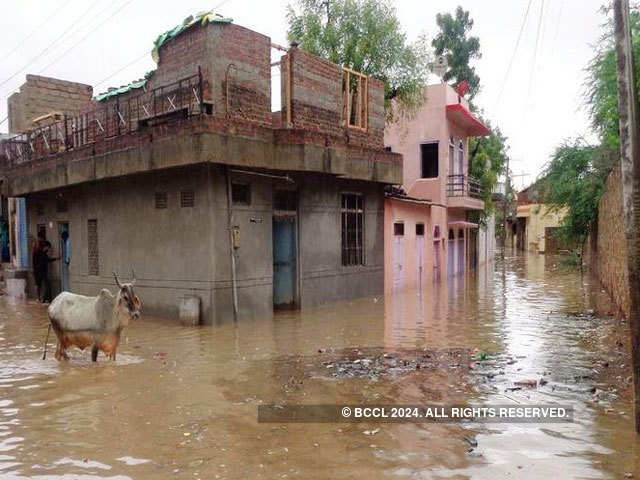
[225,166,239,319]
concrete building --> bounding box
[383,82,493,292]
[514,180,567,253]
[0,13,401,323]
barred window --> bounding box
[341,194,364,266]
[87,219,99,276]
[180,190,195,208]
[155,192,167,209]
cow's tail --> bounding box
[42,323,51,360]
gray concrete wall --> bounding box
[24,165,384,323]
[298,176,384,307]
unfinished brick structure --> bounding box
[7,75,93,134]
[0,16,401,323]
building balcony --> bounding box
[446,174,485,210]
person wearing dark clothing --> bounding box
[33,240,58,303]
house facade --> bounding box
[514,181,567,253]
[383,82,492,292]
[0,14,401,323]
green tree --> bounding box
[469,121,508,219]
[542,6,640,257]
[432,6,481,99]
[286,0,430,114]
[541,140,611,255]
[586,8,640,151]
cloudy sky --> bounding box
[0,0,604,188]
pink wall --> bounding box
[384,83,471,205]
[384,199,449,293]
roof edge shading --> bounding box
[152,11,233,63]
[445,103,491,137]
[447,220,479,229]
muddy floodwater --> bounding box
[0,252,639,479]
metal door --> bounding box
[273,219,296,307]
[416,233,424,288]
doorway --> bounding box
[273,218,296,308]
[58,223,70,292]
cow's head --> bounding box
[113,271,142,321]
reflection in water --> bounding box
[0,251,637,479]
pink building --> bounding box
[384,83,491,292]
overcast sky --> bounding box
[0,0,604,188]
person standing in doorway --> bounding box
[34,241,58,303]
[61,231,71,292]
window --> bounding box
[420,143,438,178]
[37,224,46,240]
[341,194,364,266]
[180,190,195,208]
[274,190,297,211]
[342,68,369,130]
[448,228,454,240]
[87,219,99,276]
[449,137,455,175]
[416,223,424,236]
[458,229,465,238]
[458,140,464,174]
[232,183,251,205]
[154,192,167,209]
[434,225,440,239]
[394,222,404,236]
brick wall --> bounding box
[8,75,93,134]
[590,165,630,317]
[281,48,386,150]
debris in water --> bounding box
[363,428,380,436]
[514,379,537,388]
[464,437,478,447]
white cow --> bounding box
[47,272,141,362]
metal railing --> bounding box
[1,68,206,167]
[446,174,484,199]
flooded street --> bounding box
[0,251,638,479]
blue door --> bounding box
[273,219,296,307]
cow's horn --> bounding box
[131,269,136,285]
[113,272,122,288]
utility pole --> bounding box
[614,0,640,433]
[502,156,510,258]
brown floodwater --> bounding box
[0,251,638,479]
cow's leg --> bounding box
[55,341,69,361]
[109,349,116,361]
[91,344,99,362]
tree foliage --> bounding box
[469,120,508,220]
[541,140,611,248]
[432,6,481,99]
[586,8,640,151]
[286,0,430,114]
[543,7,640,251]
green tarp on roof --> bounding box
[95,70,155,102]
[151,11,232,63]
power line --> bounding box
[93,50,151,89]
[38,0,137,75]
[494,0,533,111]
[524,0,545,115]
[0,0,103,89]
[0,0,76,63]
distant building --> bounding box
[0,13,401,323]
[513,179,567,253]
[383,82,494,292]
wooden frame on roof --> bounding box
[342,67,369,131]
